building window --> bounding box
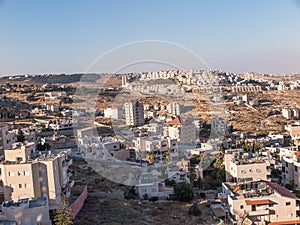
[19,184,22,188]
[286,202,291,206]
[24,171,30,176]
[25,183,31,189]
[256,169,261,173]
[8,172,14,177]
[18,171,21,176]
[240,205,244,209]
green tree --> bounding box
[188,167,197,183]
[174,182,194,201]
[17,127,25,142]
[53,195,73,225]
[213,152,224,170]
[195,177,204,190]
[37,142,51,151]
[37,122,46,132]
[163,151,171,166]
[146,151,155,165]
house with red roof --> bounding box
[222,180,300,225]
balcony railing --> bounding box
[66,159,73,167]
[67,169,74,177]
[248,209,270,217]
[68,180,75,188]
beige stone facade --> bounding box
[0,149,73,209]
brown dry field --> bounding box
[71,160,217,225]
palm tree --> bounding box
[146,151,155,165]
[163,151,172,166]
[53,195,73,225]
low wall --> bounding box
[70,185,88,218]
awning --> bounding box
[245,199,270,205]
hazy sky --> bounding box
[1,0,300,75]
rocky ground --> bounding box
[71,160,218,225]
[73,196,216,225]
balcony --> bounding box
[248,209,270,217]
[67,169,74,177]
[68,180,75,188]
[66,159,73,167]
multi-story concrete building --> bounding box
[11,127,36,143]
[124,100,145,126]
[136,173,173,199]
[285,123,300,146]
[0,148,73,209]
[0,197,52,225]
[282,108,293,120]
[224,149,271,182]
[222,180,300,225]
[142,123,163,136]
[293,108,300,119]
[166,102,181,116]
[282,108,300,120]
[281,151,300,188]
[0,124,13,156]
[134,136,178,164]
[44,91,66,101]
[104,107,123,119]
[211,117,228,136]
[164,117,197,144]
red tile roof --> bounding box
[166,117,181,125]
[295,151,300,157]
[245,199,270,205]
[268,220,300,225]
[264,181,297,199]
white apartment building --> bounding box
[282,108,292,119]
[185,143,214,158]
[285,123,300,146]
[104,107,123,119]
[46,103,60,112]
[124,100,145,126]
[267,133,284,146]
[136,173,173,199]
[134,136,178,164]
[142,123,163,136]
[44,91,66,101]
[222,180,300,225]
[225,149,271,183]
[281,151,300,189]
[282,108,300,120]
[78,136,129,161]
[166,102,181,116]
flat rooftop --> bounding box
[224,180,297,200]
[2,197,48,209]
